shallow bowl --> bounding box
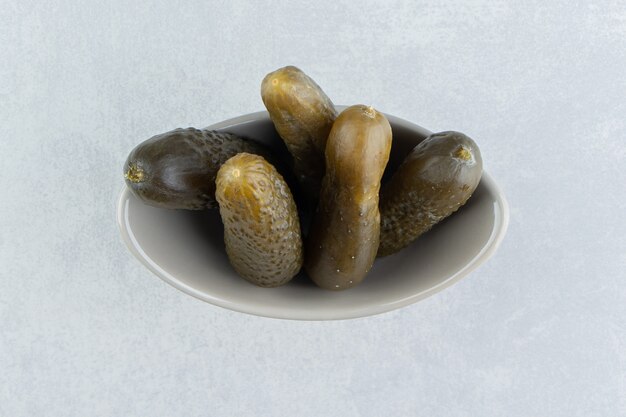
[117,110,509,320]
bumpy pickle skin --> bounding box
[215,153,303,287]
[305,105,392,290]
[378,131,483,257]
[123,128,272,210]
[261,66,337,200]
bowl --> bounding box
[117,110,509,320]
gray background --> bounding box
[2,0,625,415]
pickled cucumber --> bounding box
[378,131,483,257]
[305,105,392,290]
[261,66,337,200]
[215,153,303,287]
[124,128,272,210]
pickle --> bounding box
[378,131,483,257]
[305,105,392,290]
[123,128,272,210]
[261,66,337,199]
[215,153,303,287]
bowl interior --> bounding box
[117,111,508,320]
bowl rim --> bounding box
[117,110,510,320]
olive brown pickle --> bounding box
[261,66,337,200]
[378,131,483,257]
[124,128,272,210]
[305,105,392,290]
[215,153,303,287]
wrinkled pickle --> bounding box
[305,105,392,290]
[124,128,272,210]
[261,66,337,200]
[378,131,483,257]
[215,153,303,287]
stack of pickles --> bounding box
[123,66,482,291]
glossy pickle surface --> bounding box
[124,128,271,210]
[261,66,337,199]
[305,105,392,290]
[378,131,483,257]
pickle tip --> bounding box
[230,168,241,178]
[363,105,377,118]
[454,145,472,161]
[124,164,144,183]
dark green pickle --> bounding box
[378,131,483,257]
[123,128,272,209]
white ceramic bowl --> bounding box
[117,110,509,320]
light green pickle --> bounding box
[261,65,337,200]
[216,153,303,287]
[305,105,392,290]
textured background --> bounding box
[2,1,625,416]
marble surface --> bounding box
[1,1,625,415]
